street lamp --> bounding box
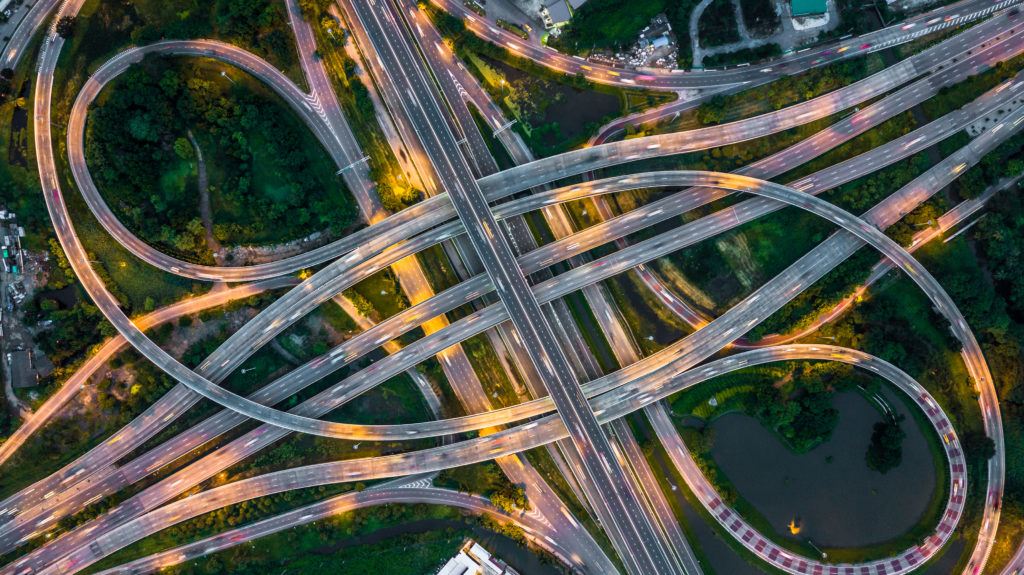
[221,70,234,84]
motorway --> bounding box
[18,62,1015,568]
[353,1,681,573]
[435,0,1020,88]
[63,8,1022,285]
[6,0,1015,568]
[0,277,297,467]
[27,7,1013,450]
[8,127,1013,572]
[6,65,1018,564]
[24,344,967,575]
[91,484,582,575]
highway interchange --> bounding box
[1,0,1023,572]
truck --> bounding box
[496,19,529,40]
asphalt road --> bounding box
[9,138,1015,568]
[90,485,583,575]
[27,344,966,575]
[435,0,1019,88]
[6,1,1015,568]
[6,75,1015,556]
[62,10,1020,285]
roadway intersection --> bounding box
[2,0,1022,573]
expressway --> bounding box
[9,131,1012,571]
[9,38,1015,527]
[63,9,1021,285]
[0,277,297,467]
[356,1,681,573]
[4,0,1011,568]
[590,41,1024,340]
[25,344,966,575]
[26,6,1013,449]
[91,485,583,575]
[5,72,1015,554]
[37,6,612,573]
[435,0,1020,88]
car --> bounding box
[860,43,872,49]
[821,49,832,55]
[902,23,915,30]
[927,17,942,24]
[811,59,823,65]
[837,46,850,53]
[1010,8,1019,18]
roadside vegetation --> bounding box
[546,0,698,67]
[87,56,358,261]
[739,0,780,36]
[702,43,782,68]
[698,0,741,48]
[56,0,303,87]
[424,3,676,156]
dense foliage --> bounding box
[438,462,529,513]
[86,57,357,260]
[126,0,298,72]
[746,369,853,452]
[739,0,780,36]
[546,0,703,67]
[702,43,782,67]
[696,58,867,123]
[865,416,906,474]
[698,0,740,48]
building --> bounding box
[436,540,521,575]
[542,0,572,29]
[791,0,827,16]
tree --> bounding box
[173,137,195,160]
[55,16,77,39]
[962,431,996,463]
[865,416,906,474]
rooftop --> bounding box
[791,0,827,15]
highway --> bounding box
[395,2,701,569]
[15,15,606,575]
[10,128,1012,571]
[352,1,680,573]
[4,0,1015,568]
[9,50,1015,552]
[0,277,297,468]
[32,7,1015,447]
[434,0,1021,88]
[63,9,1020,285]
[24,344,967,575]
[594,35,1024,340]
[5,72,1015,555]
[91,485,583,575]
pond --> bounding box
[706,388,937,548]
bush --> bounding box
[865,416,906,474]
